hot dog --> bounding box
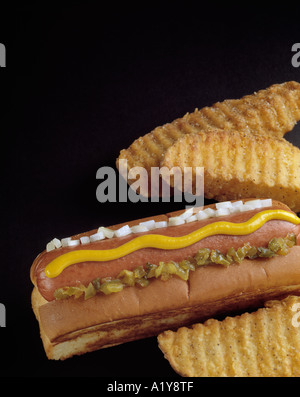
[30,199,300,360]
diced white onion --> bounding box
[66,239,80,247]
[61,237,72,247]
[229,201,244,213]
[231,200,244,208]
[114,225,132,237]
[131,225,149,233]
[203,208,216,217]
[168,217,185,226]
[215,201,233,210]
[179,208,194,220]
[215,208,231,217]
[52,238,62,249]
[185,215,197,223]
[245,199,262,209]
[46,241,56,252]
[154,221,168,229]
[47,199,274,248]
[139,220,156,230]
[260,198,272,208]
[90,232,105,242]
[98,226,114,239]
[239,204,253,212]
[196,211,209,220]
[80,236,90,245]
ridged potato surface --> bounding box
[158,295,300,377]
[117,81,300,178]
[160,129,300,212]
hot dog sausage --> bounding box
[31,202,300,302]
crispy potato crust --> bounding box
[117,81,300,189]
[161,129,300,212]
[158,295,300,377]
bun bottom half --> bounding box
[31,246,300,360]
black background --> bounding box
[1,2,300,379]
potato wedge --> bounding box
[158,295,300,377]
[117,81,300,192]
[160,129,300,212]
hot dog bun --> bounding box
[31,199,300,360]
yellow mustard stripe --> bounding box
[45,210,300,278]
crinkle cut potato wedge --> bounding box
[116,81,300,192]
[160,129,300,213]
[157,295,300,377]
